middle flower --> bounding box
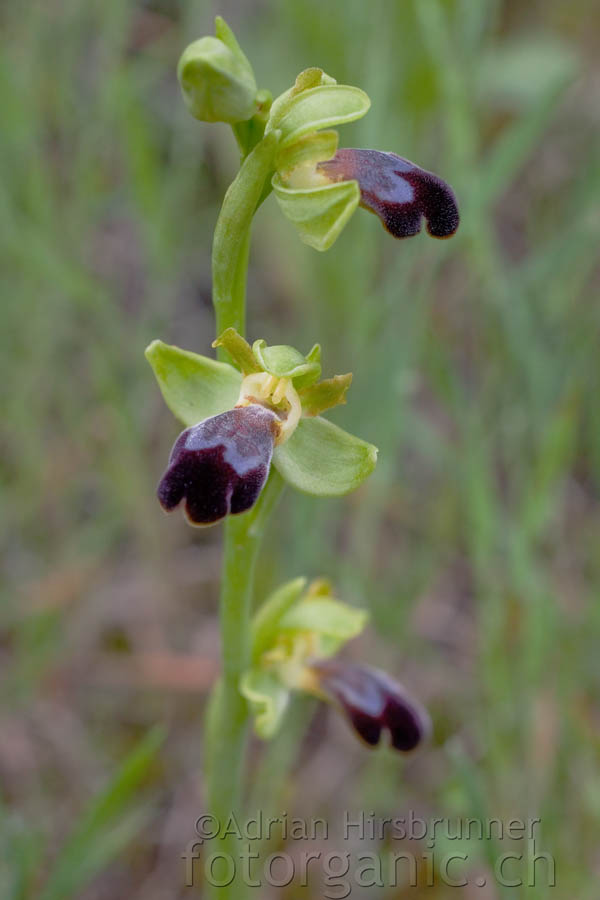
[148,328,378,527]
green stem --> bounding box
[205,472,284,898]
[212,133,278,356]
[206,471,284,779]
[205,130,282,897]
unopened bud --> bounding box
[177,31,258,124]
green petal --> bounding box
[251,577,308,663]
[214,16,254,74]
[240,668,290,740]
[280,598,368,646]
[276,130,339,174]
[252,340,321,383]
[266,69,336,135]
[213,327,262,374]
[145,340,241,427]
[268,84,370,147]
[272,176,360,251]
[299,373,353,416]
[295,344,322,389]
[274,416,377,496]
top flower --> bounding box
[268,67,459,250]
[178,22,460,252]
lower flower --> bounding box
[157,404,279,525]
[240,577,431,754]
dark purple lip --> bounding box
[157,405,279,526]
[318,148,459,240]
[311,658,431,752]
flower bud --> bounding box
[157,405,279,525]
[311,659,431,751]
[177,33,258,124]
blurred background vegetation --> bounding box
[1,0,599,896]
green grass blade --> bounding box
[38,726,165,900]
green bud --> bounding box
[177,18,258,124]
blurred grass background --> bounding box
[1,0,599,896]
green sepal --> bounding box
[214,16,253,74]
[268,83,370,148]
[299,373,352,416]
[279,597,368,655]
[240,668,290,739]
[251,577,308,663]
[267,68,336,136]
[145,340,241,427]
[177,20,258,124]
[213,327,262,374]
[274,416,377,496]
[276,130,338,175]
[272,175,360,251]
[252,339,321,385]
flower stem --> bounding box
[204,471,284,897]
[212,133,278,359]
[205,131,282,897]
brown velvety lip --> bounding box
[311,658,431,752]
[157,405,279,525]
[318,148,459,240]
